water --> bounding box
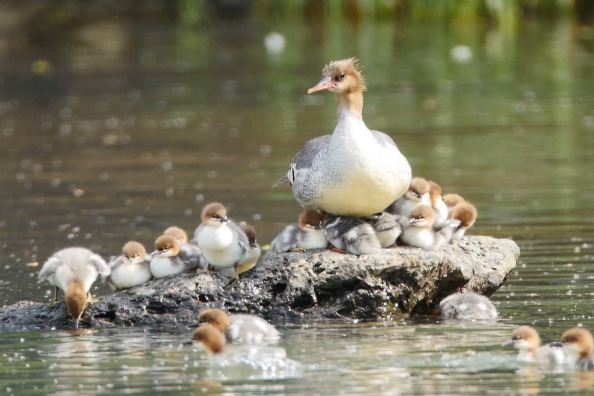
[1,2,594,394]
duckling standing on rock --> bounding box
[237,222,261,274]
[367,212,402,248]
[38,247,111,328]
[451,201,478,239]
[323,214,381,255]
[163,225,204,259]
[399,205,459,250]
[150,235,204,278]
[443,193,466,218]
[439,292,498,320]
[107,241,152,290]
[270,210,327,253]
[275,58,411,217]
[198,308,280,345]
[193,202,255,283]
[385,177,431,218]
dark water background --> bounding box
[0,1,594,394]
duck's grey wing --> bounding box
[90,253,111,279]
[38,256,61,283]
[277,135,331,187]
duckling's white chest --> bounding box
[197,225,242,268]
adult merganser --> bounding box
[276,58,411,217]
[38,247,111,328]
[506,325,565,364]
[270,210,327,253]
[443,193,466,218]
[451,201,478,239]
[386,177,431,218]
[237,222,261,274]
[439,292,497,320]
[561,327,594,370]
[428,180,448,227]
[150,235,203,278]
[198,308,280,345]
[323,214,381,255]
[107,241,152,290]
[191,324,300,376]
[193,202,253,282]
[399,205,459,250]
[368,212,401,248]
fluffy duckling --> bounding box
[107,241,152,290]
[451,201,478,239]
[237,222,261,274]
[163,225,205,261]
[193,202,254,282]
[192,324,299,376]
[323,214,381,255]
[275,58,411,217]
[443,193,466,218]
[163,226,190,244]
[368,212,402,248]
[428,180,448,227]
[439,292,497,320]
[561,327,594,370]
[270,210,327,253]
[198,308,280,345]
[150,235,203,278]
[506,326,565,364]
[38,247,111,328]
[399,205,459,250]
[385,177,431,218]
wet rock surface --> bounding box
[0,236,519,329]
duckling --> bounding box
[428,180,448,227]
[368,212,402,248]
[439,292,497,320]
[399,205,459,250]
[323,214,381,255]
[385,177,431,218]
[561,327,594,370]
[505,325,565,364]
[38,247,111,328]
[451,201,478,239]
[150,235,203,278]
[198,308,280,345]
[107,241,152,290]
[237,222,261,274]
[193,202,254,283]
[270,210,327,253]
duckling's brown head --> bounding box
[122,241,146,261]
[201,202,229,226]
[562,327,594,359]
[198,309,231,332]
[152,235,179,257]
[163,226,189,244]
[298,210,325,231]
[192,324,226,354]
[451,202,478,228]
[65,281,87,329]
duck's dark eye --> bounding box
[336,72,346,81]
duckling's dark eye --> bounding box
[336,72,346,81]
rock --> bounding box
[0,236,519,328]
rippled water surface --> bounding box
[1,2,594,394]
